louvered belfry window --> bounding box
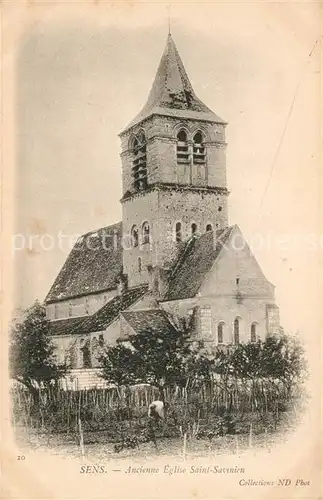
[132,132,147,190]
[176,130,189,164]
[193,132,206,164]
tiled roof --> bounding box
[49,285,148,336]
[49,317,86,336]
[163,226,235,301]
[79,285,148,335]
[122,34,226,132]
[121,309,178,337]
[45,222,123,303]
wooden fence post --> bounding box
[183,432,187,461]
[248,423,253,448]
[78,417,85,457]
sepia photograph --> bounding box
[1,1,321,498]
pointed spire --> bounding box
[123,35,225,132]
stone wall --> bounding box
[161,295,278,346]
[120,115,227,196]
[51,320,121,369]
[60,368,109,390]
[122,187,228,287]
[46,289,117,320]
[160,227,279,345]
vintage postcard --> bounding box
[1,1,322,499]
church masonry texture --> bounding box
[45,34,280,389]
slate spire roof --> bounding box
[123,34,226,132]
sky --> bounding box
[13,1,321,336]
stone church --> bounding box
[45,34,280,389]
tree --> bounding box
[99,343,142,387]
[100,324,194,400]
[229,341,263,379]
[9,301,67,396]
[180,341,216,391]
[260,334,306,392]
[100,324,219,399]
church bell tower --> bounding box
[119,34,229,289]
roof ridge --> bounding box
[79,221,122,239]
[65,285,149,336]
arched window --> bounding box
[91,337,99,368]
[206,224,212,232]
[251,323,257,343]
[233,318,240,345]
[191,223,197,235]
[66,339,77,369]
[193,131,206,164]
[138,257,142,273]
[175,222,182,242]
[131,225,139,247]
[132,132,147,190]
[217,322,224,344]
[80,338,91,368]
[142,221,150,244]
[176,130,189,164]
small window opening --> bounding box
[236,278,240,286]
[177,130,189,164]
[81,340,91,368]
[193,132,206,164]
[138,257,142,273]
[234,318,240,345]
[175,222,182,242]
[251,323,257,343]
[191,223,197,235]
[218,206,222,212]
[131,225,139,247]
[132,132,147,191]
[206,224,212,232]
[142,222,150,244]
[217,323,224,344]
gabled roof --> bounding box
[121,309,178,338]
[45,222,123,303]
[49,285,148,336]
[163,226,235,301]
[79,285,148,335]
[123,34,226,132]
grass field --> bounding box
[14,415,295,461]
